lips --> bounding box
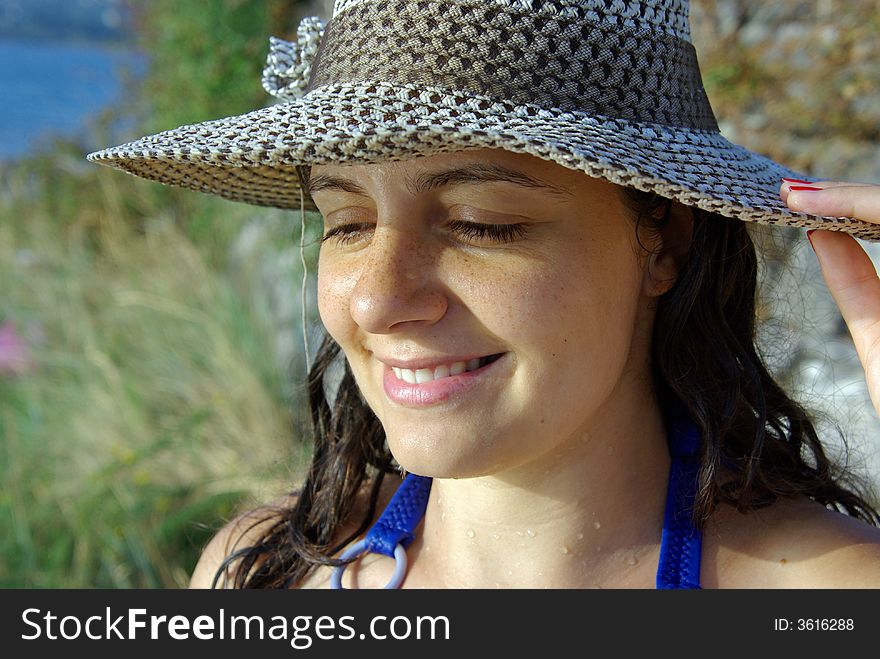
[382,352,508,407]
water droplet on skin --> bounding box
[577,532,584,540]
[626,554,638,566]
[526,529,536,538]
[561,546,570,555]
[441,512,446,520]
[466,529,475,538]
[593,521,601,530]
[507,569,513,576]
[515,530,525,537]
[492,533,500,540]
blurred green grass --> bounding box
[0,0,314,587]
[0,147,317,587]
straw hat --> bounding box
[87,0,880,240]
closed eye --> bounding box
[321,222,374,245]
[446,220,529,244]
[321,221,530,246]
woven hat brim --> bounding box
[88,82,880,241]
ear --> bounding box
[642,201,693,297]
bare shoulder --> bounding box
[188,495,296,589]
[702,497,880,588]
[189,475,404,589]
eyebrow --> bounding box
[304,163,573,198]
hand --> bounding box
[781,179,880,414]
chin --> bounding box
[388,438,513,480]
[397,463,494,480]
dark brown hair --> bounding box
[215,176,880,588]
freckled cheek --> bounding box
[316,258,361,342]
[447,265,565,363]
[487,260,638,367]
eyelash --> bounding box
[447,220,529,243]
[320,223,371,245]
[321,220,529,245]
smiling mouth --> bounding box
[391,353,505,384]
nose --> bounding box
[349,227,448,334]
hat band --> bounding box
[307,0,718,131]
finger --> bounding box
[809,229,880,363]
[783,183,880,223]
[779,179,873,202]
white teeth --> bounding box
[450,361,467,375]
[392,357,496,384]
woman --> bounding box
[89,0,880,588]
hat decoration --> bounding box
[262,17,326,102]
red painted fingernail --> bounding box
[807,229,815,249]
[788,185,823,191]
[782,178,813,184]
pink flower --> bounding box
[0,320,34,376]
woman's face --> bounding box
[312,148,665,478]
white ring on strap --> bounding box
[330,540,408,589]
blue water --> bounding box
[0,37,145,159]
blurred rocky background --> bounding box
[692,0,880,181]
[691,0,880,498]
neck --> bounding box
[408,394,672,588]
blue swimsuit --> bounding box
[331,411,703,589]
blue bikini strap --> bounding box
[655,412,703,589]
[363,473,433,557]
[330,472,432,589]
